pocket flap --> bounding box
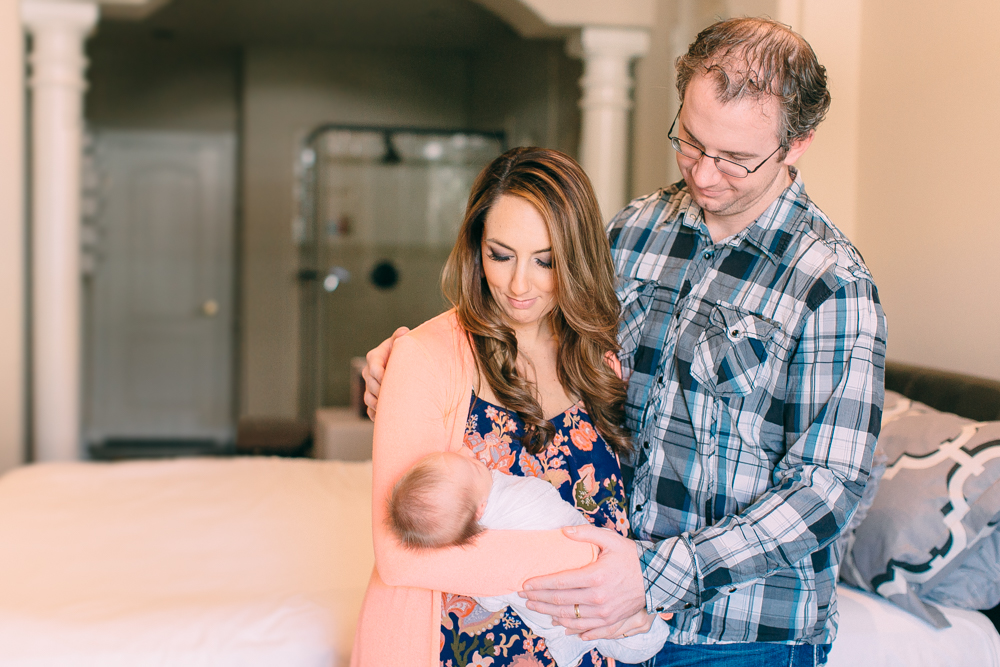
[708,303,779,344]
[691,303,781,398]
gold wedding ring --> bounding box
[574,604,581,619]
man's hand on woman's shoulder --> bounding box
[362,326,410,420]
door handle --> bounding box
[323,267,351,292]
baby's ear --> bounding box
[474,497,489,521]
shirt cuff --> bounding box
[635,534,701,613]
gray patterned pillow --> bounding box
[925,528,1000,611]
[839,390,1000,628]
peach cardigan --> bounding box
[350,310,599,667]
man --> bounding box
[365,17,886,667]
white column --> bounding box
[568,26,649,220]
[22,0,98,461]
[0,0,26,473]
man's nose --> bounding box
[689,153,724,185]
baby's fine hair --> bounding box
[386,454,485,549]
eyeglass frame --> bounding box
[667,109,785,179]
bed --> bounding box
[0,457,374,666]
[829,585,1000,666]
[0,360,998,665]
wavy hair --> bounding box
[676,17,831,149]
[441,147,629,456]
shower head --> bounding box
[382,132,401,165]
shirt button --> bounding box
[655,606,665,612]
[642,441,650,450]
[635,504,643,511]
[657,375,664,384]
[683,603,692,609]
[729,587,737,593]
[702,250,714,259]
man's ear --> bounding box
[781,130,815,166]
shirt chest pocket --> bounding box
[690,303,780,398]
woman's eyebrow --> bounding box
[485,238,552,254]
[680,122,757,160]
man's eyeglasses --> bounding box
[667,110,783,179]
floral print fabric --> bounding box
[440,395,631,667]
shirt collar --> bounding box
[739,167,807,262]
[673,167,808,263]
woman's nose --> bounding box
[510,264,530,294]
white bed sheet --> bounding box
[829,584,1000,667]
[0,457,374,667]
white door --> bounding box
[85,131,235,445]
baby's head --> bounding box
[387,451,493,549]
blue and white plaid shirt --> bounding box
[611,170,887,645]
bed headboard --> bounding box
[885,361,1000,423]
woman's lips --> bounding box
[506,296,537,310]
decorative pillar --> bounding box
[568,26,649,221]
[22,0,98,461]
[0,0,26,473]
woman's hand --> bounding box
[362,326,409,420]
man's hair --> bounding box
[676,17,831,148]
[386,455,483,549]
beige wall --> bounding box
[0,0,25,472]
[855,0,1000,380]
[793,0,862,242]
[469,36,581,156]
[86,40,239,132]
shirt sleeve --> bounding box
[635,278,887,612]
[372,333,598,597]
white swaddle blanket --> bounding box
[476,472,668,667]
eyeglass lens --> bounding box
[669,137,750,178]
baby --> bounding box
[387,451,669,667]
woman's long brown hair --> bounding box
[441,147,630,456]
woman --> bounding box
[352,147,649,667]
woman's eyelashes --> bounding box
[485,248,552,269]
[486,249,511,263]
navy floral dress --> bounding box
[439,393,631,667]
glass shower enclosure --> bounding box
[296,126,504,418]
